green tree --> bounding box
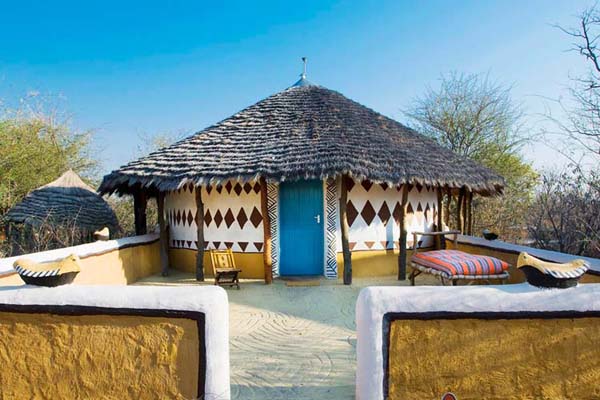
[0,115,96,215]
[405,72,538,242]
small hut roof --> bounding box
[5,170,119,232]
[99,82,505,195]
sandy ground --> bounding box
[137,272,440,399]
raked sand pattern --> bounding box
[228,282,358,399]
[136,273,439,399]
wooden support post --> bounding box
[398,184,409,280]
[456,187,465,234]
[157,193,169,276]
[133,190,147,235]
[467,191,474,235]
[339,175,352,285]
[462,191,468,235]
[260,178,273,284]
[195,186,205,282]
[436,186,444,249]
[444,187,451,227]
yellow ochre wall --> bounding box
[388,317,600,400]
[0,312,200,399]
[169,247,265,279]
[337,249,417,278]
[0,240,161,287]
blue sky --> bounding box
[0,0,593,174]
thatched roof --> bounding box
[5,170,119,232]
[99,79,504,196]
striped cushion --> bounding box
[412,250,509,277]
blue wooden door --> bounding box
[279,180,324,276]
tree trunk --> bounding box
[195,186,205,281]
[398,184,409,280]
[157,193,169,276]
[339,175,352,285]
[260,178,273,284]
[133,190,147,235]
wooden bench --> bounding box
[409,230,510,286]
[209,249,242,289]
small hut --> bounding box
[5,170,119,255]
[99,73,504,284]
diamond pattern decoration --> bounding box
[379,183,389,190]
[206,185,212,195]
[378,202,391,226]
[346,200,359,226]
[237,208,248,229]
[253,182,261,194]
[250,207,262,228]
[224,209,235,228]
[243,183,253,194]
[361,180,373,192]
[360,200,376,225]
[214,210,223,228]
[204,210,212,227]
[233,183,243,196]
[346,178,355,192]
[216,185,222,194]
[176,210,181,225]
[187,210,194,226]
[225,181,233,193]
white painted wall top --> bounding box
[356,284,600,400]
[0,233,159,277]
[0,284,230,400]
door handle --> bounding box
[315,214,321,224]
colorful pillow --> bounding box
[411,250,509,278]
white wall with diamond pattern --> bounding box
[334,180,438,252]
[165,181,265,253]
[165,178,439,278]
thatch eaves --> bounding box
[5,170,119,232]
[99,83,505,196]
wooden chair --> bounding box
[209,249,242,289]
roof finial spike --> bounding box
[301,57,307,79]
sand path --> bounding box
[228,280,360,400]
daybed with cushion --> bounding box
[409,231,510,286]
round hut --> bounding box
[5,170,119,255]
[99,74,504,284]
